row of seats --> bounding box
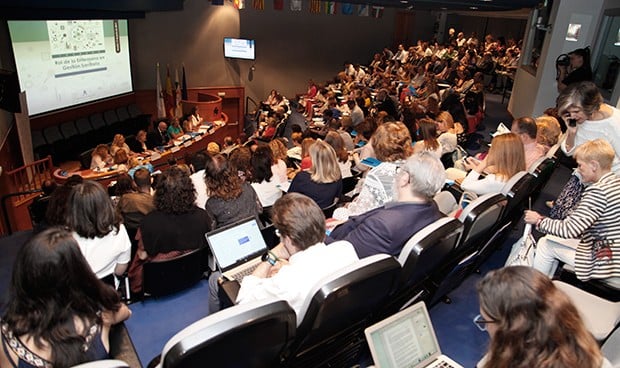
[31,104,151,166]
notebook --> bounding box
[364,302,463,368]
[205,216,268,282]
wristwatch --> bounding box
[261,251,278,266]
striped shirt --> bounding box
[538,172,620,282]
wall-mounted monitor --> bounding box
[8,19,133,116]
[224,37,255,60]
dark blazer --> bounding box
[147,128,170,148]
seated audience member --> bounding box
[413,118,443,158]
[511,116,546,169]
[209,193,359,320]
[128,167,213,293]
[29,179,57,230]
[167,118,184,140]
[334,122,413,220]
[113,149,129,171]
[287,132,304,161]
[453,132,525,195]
[228,145,252,182]
[45,175,83,227]
[0,228,131,368]
[90,144,113,170]
[325,131,353,179]
[268,138,289,183]
[536,115,562,150]
[189,151,210,209]
[207,141,221,156]
[250,145,283,207]
[221,136,239,156]
[130,129,152,153]
[375,88,399,120]
[110,134,133,157]
[289,140,342,209]
[127,156,154,178]
[476,266,611,368]
[436,111,461,155]
[329,153,444,258]
[116,168,155,232]
[524,139,620,288]
[65,181,132,279]
[299,137,316,170]
[148,120,170,148]
[205,154,262,228]
[347,99,364,127]
[328,118,355,151]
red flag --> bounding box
[274,0,283,10]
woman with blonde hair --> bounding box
[334,121,413,220]
[90,144,113,170]
[413,118,442,158]
[476,266,611,368]
[289,140,342,208]
[460,132,525,195]
[110,134,132,156]
[324,131,352,178]
[436,111,464,155]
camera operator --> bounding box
[557,48,592,92]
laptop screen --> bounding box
[365,302,441,368]
[206,217,267,270]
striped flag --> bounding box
[233,0,245,9]
[310,0,321,13]
[253,0,264,10]
[174,66,182,118]
[290,0,302,11]
[358,4,369,16]
[325,1,336,14]
[156,63,165,119]
[181,64,188,100]
[274,0,283,10]
[341,3,353,15]
[372,6,384,18]
[165,65,174,119]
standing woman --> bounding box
[0,228,131,368]
[289,140,342,209]
[551,81,620,219]
[476,266,610,368]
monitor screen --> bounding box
[8,19,133,116]
[223,37,255,60]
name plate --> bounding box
[183,141,193,148]
[171,146,181,153]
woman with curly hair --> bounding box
[0,228,131,368]
[128,166,213,293]
[205,154,262,228]
[476,266,610,368]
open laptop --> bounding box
[364,301,463,368]
[205,216,268,283]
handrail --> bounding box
[1,190,42,236]
[246,96,259,116]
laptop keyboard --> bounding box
[229,262,260,282]
[429,360,458,368]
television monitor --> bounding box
[8,19,133,116]
[224,37,256,60]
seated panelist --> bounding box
[147,120,170,148]
[90,144,113,170]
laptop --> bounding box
[364,301,463,368]
[205,216,268,283]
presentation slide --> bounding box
[8,20,133,116]
[224,38,255,60]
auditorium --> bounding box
[0,0,619,367]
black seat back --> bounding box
[142,247,207,297]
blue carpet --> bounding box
[124,280,211,366]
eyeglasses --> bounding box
[473,314,495,332]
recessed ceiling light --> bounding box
[481,0,492,2]
[470,6,479,9]
[400,0,408,3]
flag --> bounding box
[211,0,224,5]
[341,3,353,15]
[253,0,264,9]
[310,0,321,13]
[358,4,369,16]
[325,1,336,14]
[290,0,302,11]
[174,66,182,118]
[233,0,245,9]
[274,0,283,10]
[165,65,174,119]
[156,63,165,119]
[372,6,384,18]
[181,64,188,100]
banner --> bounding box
[156,63,165,119]
[325,1,336,15]
[341,3,354,15]
[165,65,174,119]
[358,4,369,16]
[290,0,302,11]
[174,66,182,118]
[274,0,283,10]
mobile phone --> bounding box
[568,119,577,127]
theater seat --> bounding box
[285,254,401,368]
[142,247,208,297]
[71,360,129,368]
[152,298,296,368]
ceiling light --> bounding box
[470,6,478,9]
[615,29,620,46]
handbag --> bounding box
[505,223,536,267]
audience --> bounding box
[0,228,131,368]
[116,168,155,234]
[535,115,562,150]
[329,152,444,258]
[476,266,610,368]
[524,139,620,288]
[65,180,132,280]
[511,116,546,170]
[188,151,210,209]
[205,154,262,228]
[413,118,443,158]
[249,145,283,207]
[128,166,213,293]
[268,138,289,183]
[289,140,343,209]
